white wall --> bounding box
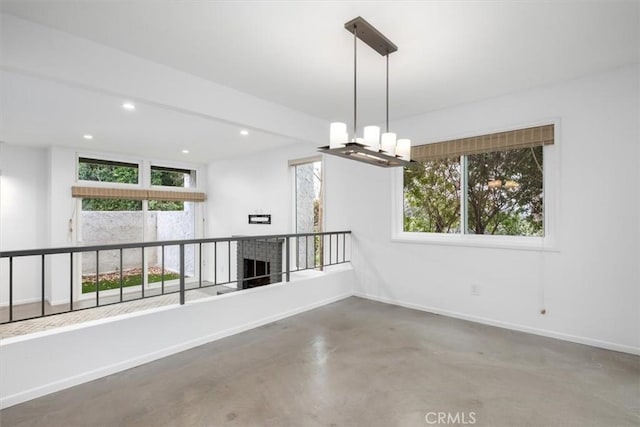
[204,66,638,353]
[206,143,319,283]
[46,146,77,303]
[0,144,48,305]
[207,143,317,237]
[0,145,208,305]
[0,266,354,408]
[325,64,640,354]
[0,144,48,251]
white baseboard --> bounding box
[353,292,640,356]
[0,292,351,409]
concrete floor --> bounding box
[1,297,638,426]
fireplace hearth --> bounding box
[236,239,283,289]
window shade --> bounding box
[411,124,554,162]
[72,186,206,202]
[147,190,205,202]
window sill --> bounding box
[392,232,559,252]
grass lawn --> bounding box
[82,272,180,293]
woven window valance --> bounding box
[72,186,206,202]
[411,124,554,162]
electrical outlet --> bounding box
[471,283,481,296]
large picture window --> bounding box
[403,125,552,238]
[74,156,203,297]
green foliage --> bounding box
[79,161,139,184]
[82,272,180,293]
[82,198,142,211]
[149,170,186,211]
[78,162,185,211]
[148,200,184,211]
[467,147,543,236]
[150,169,184,186]
[404,158,461,233]
[404,148,543,236]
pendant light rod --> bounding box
[386,54,389,133]
[353,24,357,140]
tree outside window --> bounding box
[404,147,543,237]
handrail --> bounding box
[0,231,352,258]
[0,231,352,325]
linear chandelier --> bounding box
[319,16,415,168]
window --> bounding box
[403,125,552,238]
[290,157,323,269]
[293,160,322,235]
[78,157,139,184]
[404,157,461,233]
[74,155,204,297]
[80,198,144,294]
[466,148,543,236]
[150,165,195,188]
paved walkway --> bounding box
[0,285,234,339]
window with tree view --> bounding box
[78,157,138,184]
[404,125,552,237]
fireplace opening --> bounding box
[243,259,271,288]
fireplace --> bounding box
[243,259,270,288]
[236,238,283,289]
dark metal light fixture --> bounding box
[319,16,416,168]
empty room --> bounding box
[0,1,638,426]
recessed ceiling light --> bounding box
[240,129,249,136]
[83,134,93,140]
[122,102,136,111]
[181,149,190,154]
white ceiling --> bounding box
[0,1,638,161]
[0,70,298,161]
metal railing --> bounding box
[0,231,351,324]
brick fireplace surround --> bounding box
[236,239,283,289]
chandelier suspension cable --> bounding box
[353,25,357,140]
[386,53,389,133]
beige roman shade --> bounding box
[146,189,206,202]
[72,186,206,202]
[411,124,554,162]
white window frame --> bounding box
[392,120,560,252]
[289,155,324,234]
[76,152,143,188]
[148,160,198,190]
[289,156,324,270]
[74,152,206,300]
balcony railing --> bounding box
[0,231,351,324]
